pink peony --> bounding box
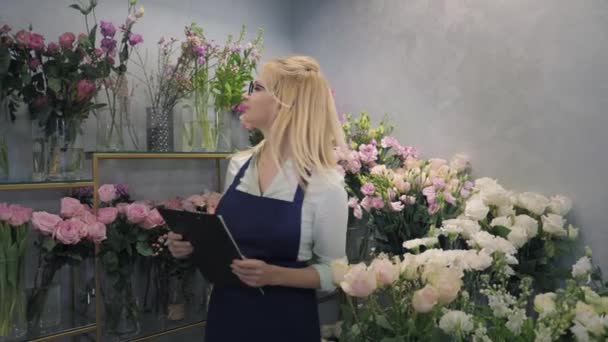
[97,207,118,225]
[60,197,85,218]
[31,211,62,236]
[126,202,150,224]
[58,32,75,49]
[412,285,439,313]
[116,202,129,215]
[141,208,165,229]
[0,202,11,221]
[98,184,117,203]
[8,204,32,226]
[340,263,377,297]
[28,33,44,51]
[87,222,107,242]
[55,219,82,244]
[76,79,96,102]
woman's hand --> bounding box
[167,232,193,259]
[231,259,280,288]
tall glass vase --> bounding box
[0,102,9,181]
[0,259,27,341]
[95,80,141,151]
[102,270,140,339]
[27,264,63,333]
[45,118,85,180]
[198,107,232,152]
[146,107,173,152]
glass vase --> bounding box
[177,104,198,152]
[0,104,9,181]
[31,120,47,181]
[45,118,85,180]
[102,271,140,339]
[27,265,63,333]
[146,107,173,152]
[0,258,27,341]
[95,81,141,151]
[198,107,232,152]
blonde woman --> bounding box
[167,56,349,341]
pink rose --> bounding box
[97,207,118,225]
[116,202,129,215]
[79,210,97,225]
[46,42,59,54]
[60,197,85,218]
[15,30,31,47]
[76,79,96,101]
[340,263,377,297]
[0,202,11,222]
[87,222,107,243]
[8,204,32,227]
[163,197,183,210]
[412,285,439,313]
[370,258,398,286]
[94,48,103,57]
[98,184,117,203]
[55,219,82,244]
[31,211,62,236]
[59,32,75,49]
[141,208,165,229]
[126,202,150,224]
[28,33,44,51]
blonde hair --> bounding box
[245,56,345,186]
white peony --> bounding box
[517,192,550,215]
[465,195,490,221]
[514,215,539,238]
[491,216,513,228]
[467,231,517,256]
[541,213,567,237]
[439,310,474,335]
[572,256,592,279]
[574,301,605,336]
[570,322,590,342]
[548,195,573,216]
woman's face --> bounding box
[239,73,278,131]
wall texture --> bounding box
[292,0,608,271]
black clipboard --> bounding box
[158,208,258,291]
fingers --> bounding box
[167,232,183,241]
[168,240,193,259]
[234,273,261,287]
[231,263,262,276]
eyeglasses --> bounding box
[248,81,266,95]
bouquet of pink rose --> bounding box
[95,183,165,335]
[0,202,32,338]
[28,197,106,326]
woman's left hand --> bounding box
[231,259,279,287]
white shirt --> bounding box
[223,151,348,292]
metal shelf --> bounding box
[0,179,93,191]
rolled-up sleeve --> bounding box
[311,179,348,292]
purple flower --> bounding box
[115,184,129,197]
[361,183,376,196]
[444,191,456,205]
[463,181,474,190]
[431,177,446,189]
[194,45,206,56]
[422,186,436,204]
[460,189,471,198]
[101,37,117,55]
[100,21,116,38]
[381,136,400,149]
[128,33,143,46]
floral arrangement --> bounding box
[27,197,106,326]
[0,203,32,338]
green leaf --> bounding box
[136,242,153,256]
[68,4,85,14]
[102,251,119,271]
[47,78,61,94]
[89,24,97,47]
[375,314,394,331]
[0,45,10,75]
[491,225,511,239]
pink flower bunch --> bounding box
[30,197,107,244]
[0,202,33,227]
[14,29,45,51]
[125,202,165,229]
[180,192,222,214]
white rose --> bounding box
[507,226,530,249]
[439,310,474,335]
[541,213,567,237]
[548,195,573,216]
[330,258,350,285]
[474,177,498,191]
[440,218,481,239]
[450,154,470,173]
[514,215,539,238]
[403,237,438,250]
[465,195,490,221]
[491,216,513,228]
[497,204,516,217]
[534,293,557,319]
[480,183,511,207]
[572,256,592,279]
[400,254,419,280]
[517,192,550,215]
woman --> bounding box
[167,55,348,341]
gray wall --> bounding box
[292,0,608,271]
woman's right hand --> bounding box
[167,232,194,259]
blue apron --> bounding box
[205,157,320,342]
